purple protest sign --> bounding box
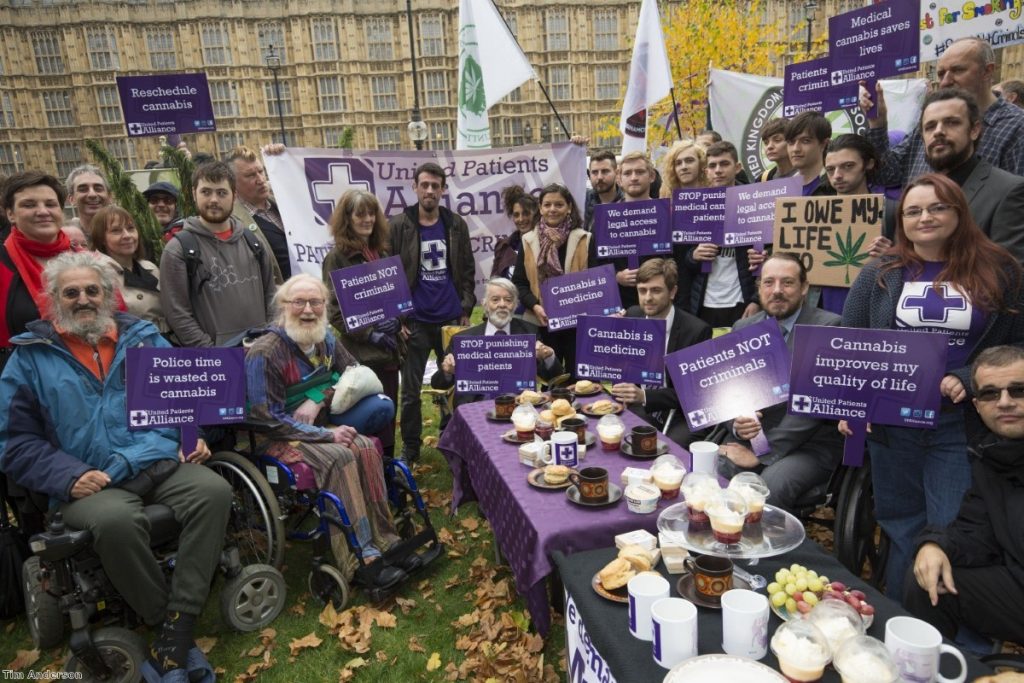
[575,315,666,388]
[672,187,726,245]
[789,325,947,465]
[329,255,414,332]
[453,334,536,396]
[116,73,216,138]
[593,198,673,268]
[541,265,622,332]
[829,0,920,100]
[724,177,803,254]
[126,347,246,454]
[666,318,791,433]
[783,57,857,116]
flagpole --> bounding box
[535,80,571,138]
[669,87,684,140]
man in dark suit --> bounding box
[717,252,843,512]
[610,258,711,446]
[431,277,563,412]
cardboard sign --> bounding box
[772,194,884,288]
[829,0,921,93]
[329,255,415,332]
[724,177,803,249]
[575,315,667,388]
[453,334,535,396]
[593,198,673,267]
[671,187,726,245]
[116,73,216,138]
[126,347,246,453]
[541,265,622,332]
[665,319,791,431]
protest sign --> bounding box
[920,1,1024,63]
[541,265,623,332]
[671,187,726,245]
[666,318,791,436]
[593,198,673,268]
[116,73,216,138]
[789,325,948,465]
[724,177,803,251]
[328,255,414,332]
[829,0,920,97]
[773,194,883,288]
[575,315,666,388]
[783,57,856,116]
[453,334,535,396]
[263,143,586,304]
[126,347,246,453]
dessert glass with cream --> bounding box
[651,461,686,500]
[511,403,538,440]
[729,471,771,523]
[706,489,748,546]
[596,414,625,451]
[832,635,899,683]
[771,620,832,683]
[681,472,720,532]
[806,599,866,655]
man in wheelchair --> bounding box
[0,252,232,680]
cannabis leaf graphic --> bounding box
[459,56,487,116]
[822,226,871,284]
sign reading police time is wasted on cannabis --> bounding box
[772,194,884,288]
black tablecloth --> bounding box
[553,539,993,682]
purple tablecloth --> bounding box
[436,398,692,637]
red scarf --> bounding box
[5,227,72,313]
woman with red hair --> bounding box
[841,173,1024,601]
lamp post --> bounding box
[804,0,818,57]
[524,122,533,144]
[405,0,425,149]
[264,44,286,144]
[541,121,550,143]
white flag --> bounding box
[457,0,536,150]
[619,0,673,156]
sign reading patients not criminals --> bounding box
[116,73,216,138]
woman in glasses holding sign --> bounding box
[323,190,401,457]
[512,183,591,374]
[840,173,1024,601]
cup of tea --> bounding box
[625,425,658,455]
[683,554,733,604]
[689,440,720,474]
[568,466,609,503]
[550,386,573,403]
[494,394,516,419]
[561,416,588,445]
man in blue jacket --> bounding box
[0,251,231,680]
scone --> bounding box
[588,399,617,415]
[551,398,574,417]
[598,557,635,590]
[539,409,556,424]
[618,544,653,572]
[518,389,544,405]
[543,464,570,485]
[575,380,596,393]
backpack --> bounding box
[173,228,267,298]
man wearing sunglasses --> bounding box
[905,345,1024,647]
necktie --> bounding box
[494,329,507,335]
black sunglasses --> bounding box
[975,384,1024,402]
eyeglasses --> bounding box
[902,203,954,219]
[284,299,325,311]
[61,285,102,300]
[975,384,1024,402]
[147,196,176,206]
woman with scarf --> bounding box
[90,206,168,336]
[512,183,590,374]
[0,171,77,371]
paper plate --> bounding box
[663,654,786,683]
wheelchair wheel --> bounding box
[308,564,350,610]
[834,461,890,588]
[220,563,287,632]
[64,627,147,682]
[207,451,285,569]
[22,556,63,649]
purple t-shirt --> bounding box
[411,220,462,324]
[896,261,987,372]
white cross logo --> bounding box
[128,122,143,135]
[311,162,372,213]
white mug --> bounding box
[628,573,670,641]
[885,616,966,683]
[689,441,719,474]
[721,589,769,660]
[651,597,698,668]
[541,431,581,468]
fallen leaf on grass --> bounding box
[422,435,439,448]
[246,644,266,658]
[289,601,307,616]
[370,607,397,628]
[337,657,367,682]
[375,651,389,662]
[426,652,442,671]
[395,596,416,614]
[288,632,323,656]
[6,649,39,670]
[195,637,217,654]
[407,636,426,653]
[459,517,480,531]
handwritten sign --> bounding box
[724,177,803,249]
[329,255,414,332]
[575,316,667,387]
[772,194,884,288]
[541,265,622,331]
[593,198,673,267]
[453,334,535,396]
[127,347,246,453]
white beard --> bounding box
[285,319,327,348]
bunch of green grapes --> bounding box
[766,563,874,617]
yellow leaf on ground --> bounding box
[6,649,39,671]
[423,435,439,447]
[426,652,442,672]
[460,517,479,531]
[407,636,426,653]
[258,627,277,644]
[195,637,217,654]
[319,602,343,630]
[395,596,416,614]
[288,632,324,656]
[245,645,266,658]
[372,610,397,628]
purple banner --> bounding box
[453,334,536,396]
[671,187,726,245]
[329,255,414,332]
[828,0,920,96]
[788,325,947,428]
[116,73,216,138]
[666,319,791,431]
[593,198,673,264]
[540,265,623,332]
[575,316,667,388]
[783,57,856,116]
[724,177,803,248]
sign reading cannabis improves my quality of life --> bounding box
[772,194,884,287]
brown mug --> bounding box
[625,425,658,455]
[568,466,608,503]
[494,394,516,419]
[683,555,733,604]
[560,416,588,444]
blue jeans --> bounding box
[329,394,396,437]
[869,409,971,601]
